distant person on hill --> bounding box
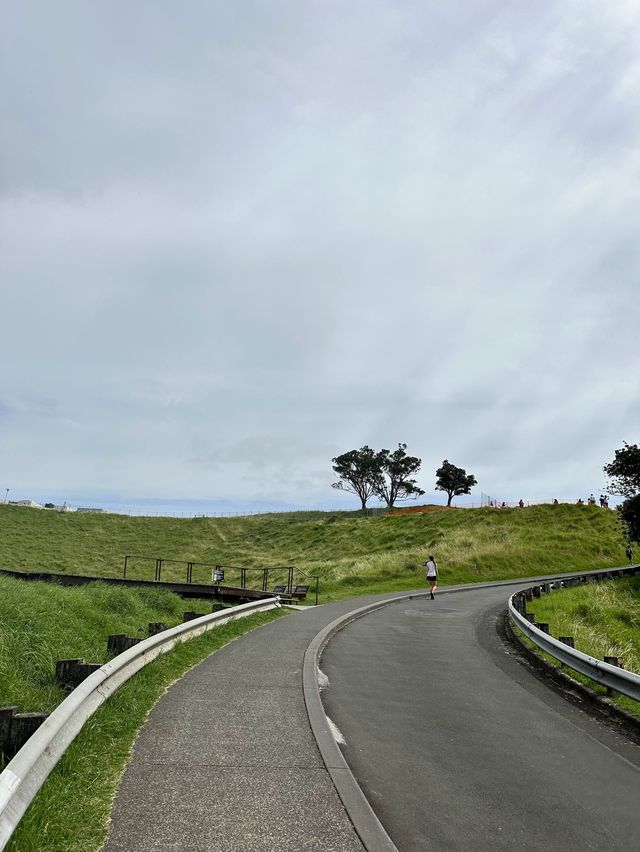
[423,555,438,600]
[588,494,596,505]
[518,499,524,508]
[577,498,584,505]
[553,498,559,505]
[626,544,634,564]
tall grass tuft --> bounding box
[0,576,212,712]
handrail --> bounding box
[0,597,281,850]
[121,556,319,602]
[508,580,640,702]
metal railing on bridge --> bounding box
[121,555,319,605]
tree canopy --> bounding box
[435,459,477,506]
[373,443,425,509]
[331,445,380,510]
[603,442,640,498]
[331,442,424,510]
[604,442,640,544]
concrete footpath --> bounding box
[103,596,387,852]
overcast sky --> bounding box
[2,1,639,513]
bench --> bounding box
[272,585,308,601]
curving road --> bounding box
[321,585,640,851]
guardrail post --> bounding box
[524,612,535,623]
[55,659,83,690]
[537,623,549,634]
[148,622,168,636]
[0,707,18,759]
[532,586,541,598]
[524,588,533,601]
[183,611,199,622]
[123,555,128,579]
[7,713,49,759]
[604,656,624,696]
[107,635,141,655]
[559,636,574,647]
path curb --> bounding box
[303,592,431,852]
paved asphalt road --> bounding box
[321,585,640,851]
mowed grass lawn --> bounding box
[0,502,630,600]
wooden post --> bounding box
[559,636,575,647]
[7,712,48,758]
[0,706,18,759]
[537,623,549,633]
[604,656,623,696]
[183,611,199,622]
[107,635,141,655]
[55,659,83,690]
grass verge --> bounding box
[521,577,640,718]
[5,607,287,852]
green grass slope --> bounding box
[0,576,211,713]
[0,502,628,600]
[524,577,640,715]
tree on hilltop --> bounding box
[373,443,425,510]
[604,442,640,543]
[331,446,380,510]
[435,459,477,506]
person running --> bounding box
[424,555,438,600]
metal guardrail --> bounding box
[508,573,640,703]
[0,597,281,850]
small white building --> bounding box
[11,500,44,509]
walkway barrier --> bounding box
[508,568,640,702]
[0,597,281,850]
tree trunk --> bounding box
[447,493,453,506]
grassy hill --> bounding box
[0,576,213,714]
[0,502,628,600]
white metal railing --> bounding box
[0,597,281,849]
[508,577,640,702]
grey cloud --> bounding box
[2,1,639,508]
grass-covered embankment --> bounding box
[525,577,640,715]
[0,575,212,712]
[0,502,629,600]
[0,574,287,850]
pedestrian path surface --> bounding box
[104,596,384,852]
[104,579,640,851]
